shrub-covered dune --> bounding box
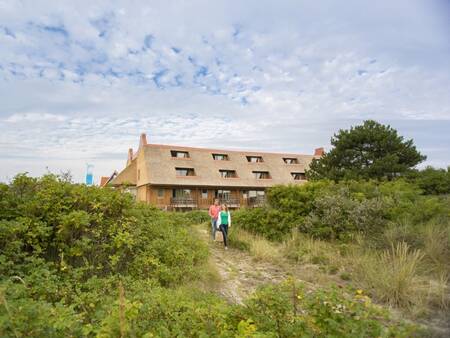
[0,174,422,337]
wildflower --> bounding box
[356,289,363,295]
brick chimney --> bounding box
[314,147,325,156]
[127,148,133,166]
[139,133,148,148]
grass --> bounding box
[282,230,345,269]
[352,242,424,308]
[217,222,449,334]
[228,227,281,262]
[426,271,449,311]
[422,222,450,275]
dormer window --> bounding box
[171,150,190,158]
[175,167,195,176]
[247,156,264,163]
[219,169,237,178]
[212,153,229,161]
[283,157,299,164]
[291,172,306,180]
[253,171,271,179]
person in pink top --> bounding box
[208,199,221,240]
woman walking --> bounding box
[218,204,231,250]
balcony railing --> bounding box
[170,197,197,208]
[169,195,266,209]
[218,197,240,208]
[248,196,266,207]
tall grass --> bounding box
[422,222,449,275]
[228,227,281,262]
[282,229,344,268]
[353,242,424,307]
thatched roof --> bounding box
[111,134,321,188]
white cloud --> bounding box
[0,0,449,182]
[4,112,67,123]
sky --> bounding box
[0,0,449,183]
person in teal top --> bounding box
[218,204,231,250]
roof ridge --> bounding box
[144,143,314,156]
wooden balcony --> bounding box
[218,197,240,208]
[169,195,266,209]
[248,196,266,207]
[170,197,198,208]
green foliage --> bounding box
[0,282,84,337]
[169,210,210,226]
[233,182,331,241]
[302,187,389,240]
[233,207,292,241]
[406,166,450,195]
[96,285,234,337]
[0,174,207,286]
[266,181,331,216]
[238,282,417,337]
[307,120,426,181]
[234,179,449,242]
[0,174,210,336]
[0,174,433,336]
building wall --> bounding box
[146,185,265,209]
[136,185,148,203]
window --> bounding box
[157,188,164,198]
[291,172,306,180]
[137,169,140,180]
[172,189,192,198]
[242,190,248,199]
[249,190,265,198]
[201,189,208,199]
[253,171,271,179]
[283,157,299,164]
[246,155,263,163]
[175,167,196,176]
[219,169,237,178]
[171,150,190,158]
[212,153,229,161]
[215,190,231,199]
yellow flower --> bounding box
[356,289,363,295]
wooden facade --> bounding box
[143,186,266,210]
[110,133,323,210]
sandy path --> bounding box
[196,226,290,303]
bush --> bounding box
[0,174,208,286]
[0,282,84,337]
[233,180,438,242]
[232,207,293,241]
[267,181,332,218]
[171,210,210,226]
[302,187,388,240]
[238,282,417,337]
[407,166,450,195]
[0,174,210,335]
[0,174,435,336]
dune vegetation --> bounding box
[1,174,440,337]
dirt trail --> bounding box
[195,225,450,337]
[196,226,294,304]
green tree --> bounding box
[307,120,426,181]
[406,166,450,195]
